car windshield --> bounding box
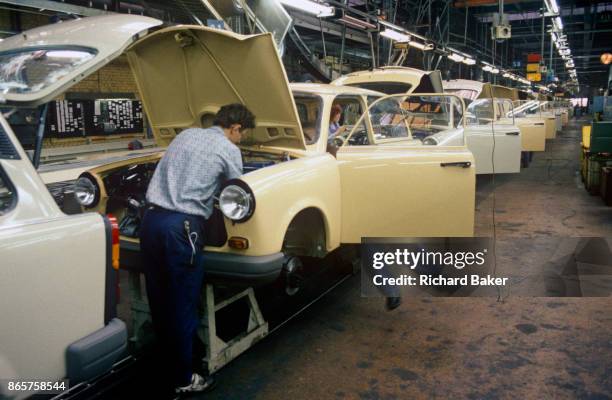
[0,48,96,95]
[466,99,495,125]
[510,100,542,117]
[364,94,463,144]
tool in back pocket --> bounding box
[184,220,199,267]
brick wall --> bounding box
[69,56,140,97]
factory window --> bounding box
[0,167,16,216]
[293,94,322,145]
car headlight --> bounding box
[74,174,100,208]
[219,181,255,223]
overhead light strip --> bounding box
[279,0,334,17]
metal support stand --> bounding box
[197,284,268,374]
[128,271,153,350]
[128,271,268,374]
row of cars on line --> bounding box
[0,15,573,397]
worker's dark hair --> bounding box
[330,104,342,121]
[213,104,256,130]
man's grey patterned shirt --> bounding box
[146,126,242,218]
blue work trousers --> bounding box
[139,207,206,387]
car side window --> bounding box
[0,167,16,216]
[293,94,322,145]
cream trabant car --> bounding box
[0,113,126,397]
[333,70,520,174]
[8,16,475,288]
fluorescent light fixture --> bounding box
[380,29,410,43]
[544,0,560,14]
[409,41,433,51]
[462,57,476,65]
[448,53,465,63]
[555,17,564,30]
[279,0,334,17]
[503,72,511,78]
[551,32,558,42]
[338,15,377,30]
[491,68,500,74]
[482,65,492,72]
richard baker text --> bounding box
[373,274,508,287]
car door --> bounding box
[336,94,475,242]
[491,98,521,173]
[465,98,521,174]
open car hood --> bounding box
[0,14,163,107]
[490,85,518,101]
[331,67,443,94]
[125,25,306,149]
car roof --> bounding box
[342,66,430,78]
[443,79,486,93]
[289,82,385,97]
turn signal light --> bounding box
[107,214,120,270]
[228,237,249,250]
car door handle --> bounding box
[505,132,520,135]
[440,161,471,168]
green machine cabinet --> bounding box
[590,121,612,153]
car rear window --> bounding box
[0,47,96,94]
[348,82,412,95]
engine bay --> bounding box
[100,150,292,239]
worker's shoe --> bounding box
[385,296,402,311]
[175,373,216,396]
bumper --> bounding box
[66,318,128,383]
[120,239,285,286]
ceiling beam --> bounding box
[0,0,109,16]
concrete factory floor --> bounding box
[198,117,612,400]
